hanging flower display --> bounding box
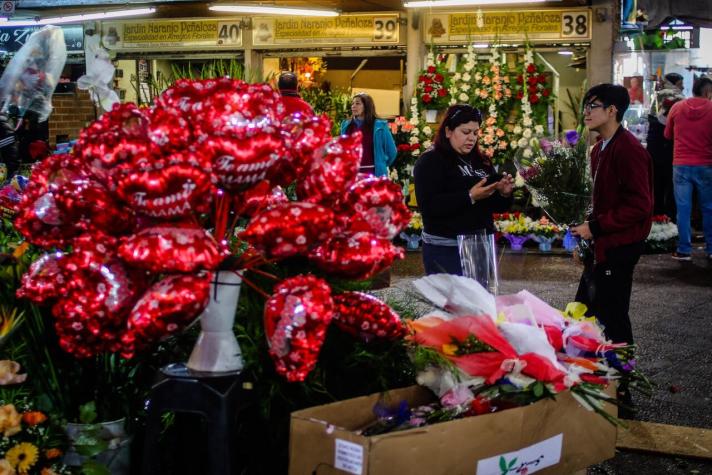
[415,52,451,111]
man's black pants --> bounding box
[575,242,644,344]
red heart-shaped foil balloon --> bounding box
[338,177,411,240]
[296,132,362,205]
[269,114,333,186]
[115,153,213,220]
[240,202,335,259]
[125,273,211,352]
[234,180,289,217]
[202,128,285,192]
[309,232,405,280]
[119,225,225,273]
[332,292,406,342]
[17,251,68,304]
[263,274,334,382]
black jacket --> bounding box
[413,146,511,238]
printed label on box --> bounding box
[476,433,563,475]
[334,439,364,474]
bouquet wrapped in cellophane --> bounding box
[514,131,592,227]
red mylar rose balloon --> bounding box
[125,273,211,353]
[148,107,194,151]
[202,128,285,192]
[240,202,334,259]
[119,225,225,273]
[338,177,411,240]
[269,114,333,186]
[207,82,285,128]
[309,232,405,280]
[263,274,334,382]
[115,152,213,220]
[296,132,362,205]
[234,180,288,217]
[16,251,67,304]
[332,292,406,342]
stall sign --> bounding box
[101,17,243,51]
[0,25,83,53]
[252,14,400,47]
[424,8,591,44]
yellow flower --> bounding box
[0,361,27,386]
[441,343,458,356]
[0,405,21,437]
[11,242,29,259]
[5,443,38,473]
[0,459,16,475]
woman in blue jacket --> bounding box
[340,92,397,177]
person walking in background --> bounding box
[664,76,712,261]
[340,92,396,177]
[571,84,653,345]
[647,73,685,219]
[277,71,314,117]
[413,104,513,275]
[0,112,19,180]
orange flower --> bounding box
[41,468,60,475]
[44,448,63,460]
[21,411,47,426]
[0,459,16,475]
[0,404,22,437]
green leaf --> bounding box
[75,436,109,457]
[508,457,518,468]
[81,459,112,475]
[499,456,508,472]
[79,401,98,424]
[533,382,544,398]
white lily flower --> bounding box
[523,117,533,127]
[523,128,532,138]
[458,92,469,102]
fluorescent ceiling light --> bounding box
[209,5,339,16]
[558,50,574,55]
[1,7,155,26]
[404,0,545,7]
[473,43,489,48]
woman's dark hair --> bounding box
[692,76,712,97]
[433,104,485,162]
[352,92,377,126]
[664,72,683,86]
[278,71,299,96]
[583,83,630,122]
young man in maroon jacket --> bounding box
[571,84,653,346]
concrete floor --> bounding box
[389,247,712,474]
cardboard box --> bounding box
[289,385,616,475]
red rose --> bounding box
[537,74,546,84]
[516,91,523,100]
[398,144,411,151]
[529,94,539,104]
[526,64,536,74]
[424,85,433,93]
[427,66,436,74]
[422,94,432,103]
[418,75,425,82]
[411,143,420,150]
[527,76,538,86]
[542,89,550,97]
[424,77,433,85]
[516,74,523,84]
[434,73,444,83]
[528,85,537,94]
[437,88,447,97]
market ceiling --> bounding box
[15,0,591,15]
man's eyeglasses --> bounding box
[584,102,606,113]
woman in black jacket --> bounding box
[413,104,513,275]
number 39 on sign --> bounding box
[561,11,589,39]
[373,16,399,42]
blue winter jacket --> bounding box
[340,118,397,177]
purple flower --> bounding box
[539,138,553,154]
[565,130,580,146]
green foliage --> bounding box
[300,85,352,135]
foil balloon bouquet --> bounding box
[14,78,411,380]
